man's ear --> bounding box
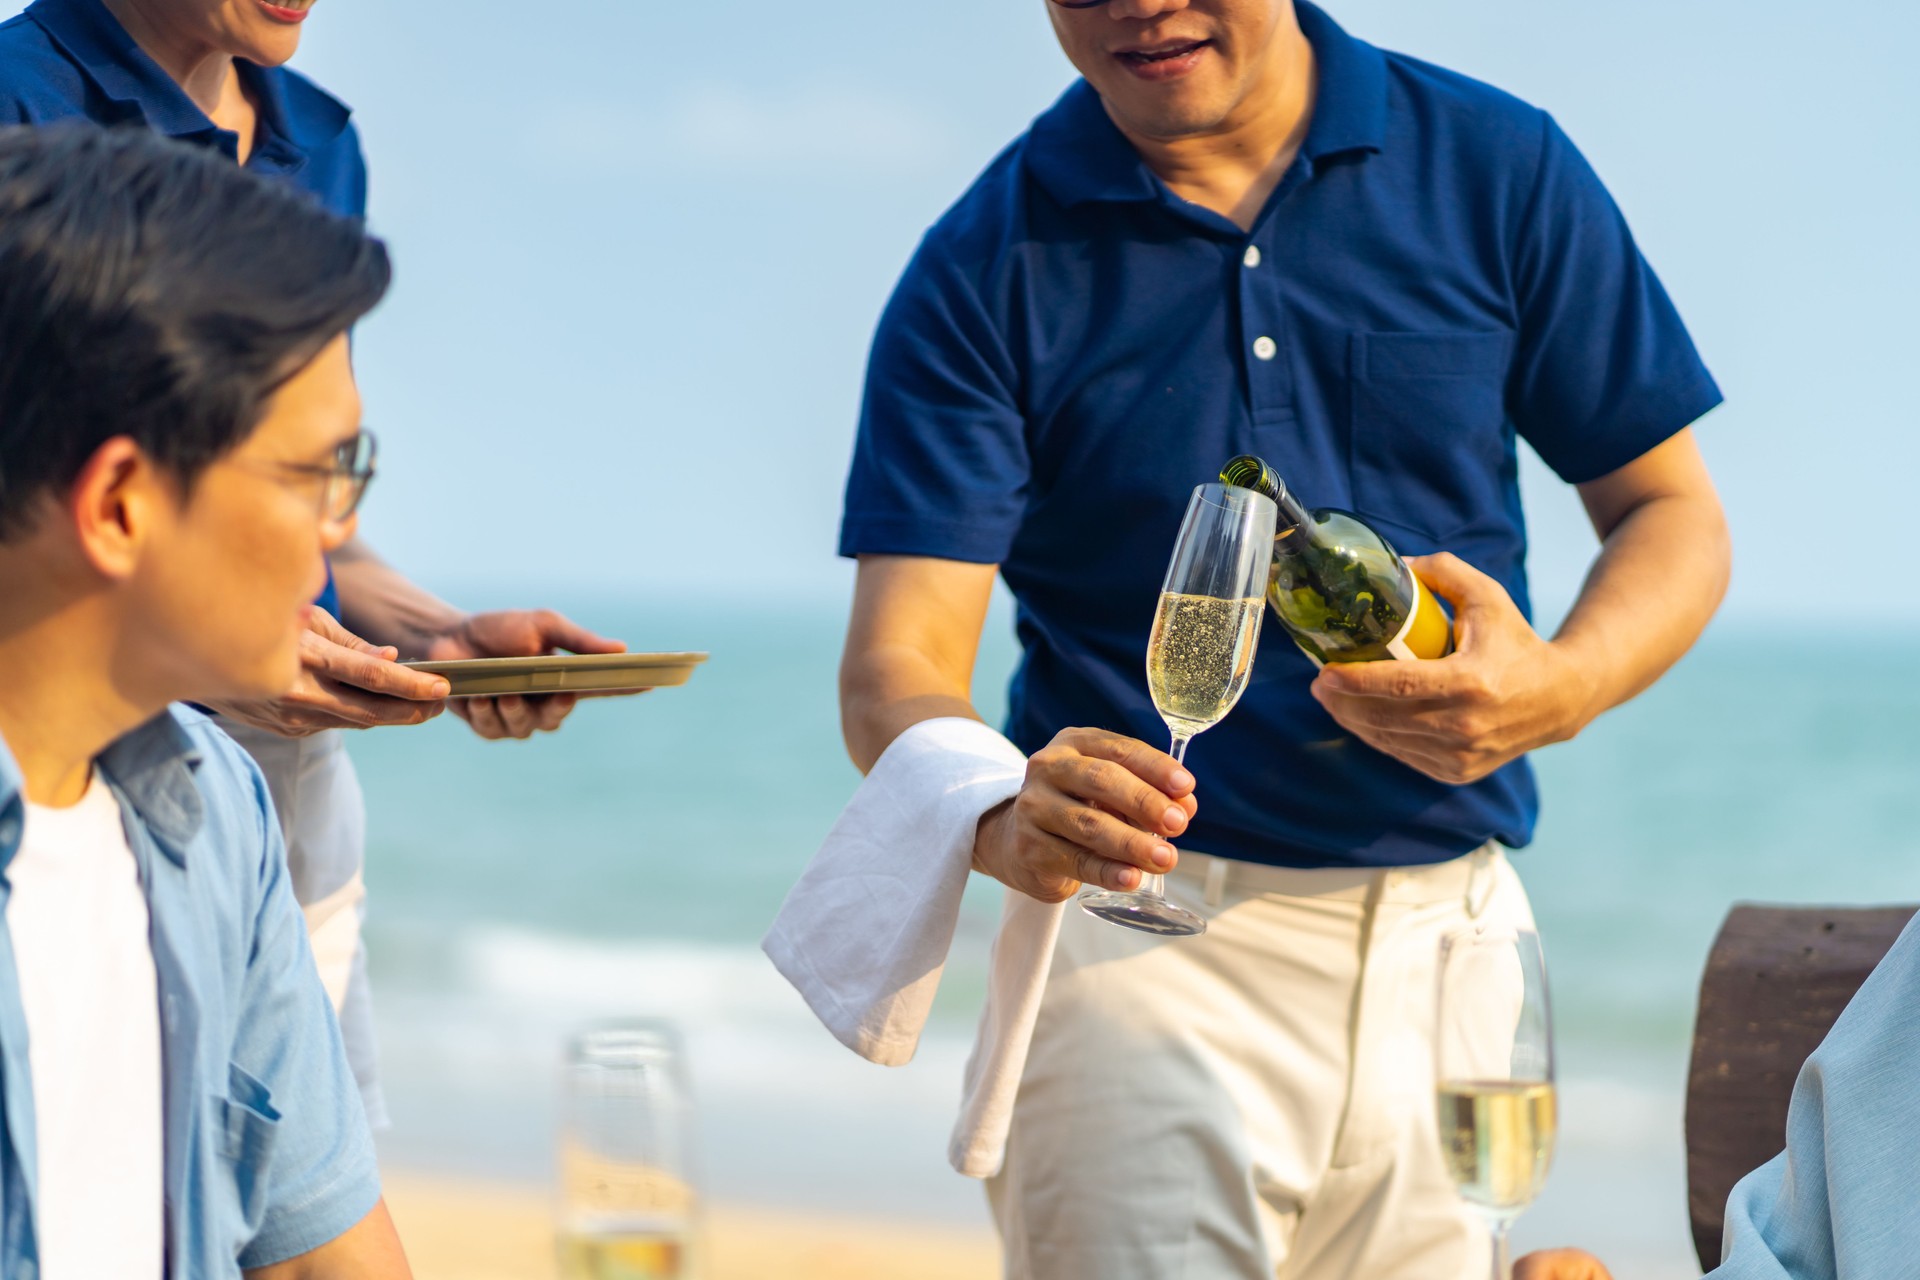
[67,437,165,582]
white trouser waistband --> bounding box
[1174,844,1502,910]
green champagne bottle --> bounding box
[1218,454,1454,664]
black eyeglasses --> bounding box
[1049,0,1112,7]
[237,428,379,525]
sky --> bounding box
[6,0,1918,623]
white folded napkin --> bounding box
[762,716,1064,1178]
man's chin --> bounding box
[1101,86,1235,142]
[210,656,302,707]
[234,34,302,69]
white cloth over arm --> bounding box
[1711,915,1920,1279]
[762,716,1063,1177]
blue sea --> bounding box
[354,592,1920,1277]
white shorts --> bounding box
[988,846,1533,1280]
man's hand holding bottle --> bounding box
[1309,552,1601,785]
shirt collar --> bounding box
[25,0,352,156]
[0,710,206,871]
[1027,0,1388,209]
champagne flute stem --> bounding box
[1489,1218,1512,1280]
[1136,732,1194,898]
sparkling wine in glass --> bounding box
[1434,926,1558,1280]
[1078,482,1276,937]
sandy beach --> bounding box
[383,1170,1001,1280]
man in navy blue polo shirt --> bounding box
[0,0,628,1127]
[838,1,1730,1275]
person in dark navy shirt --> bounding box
[0,0,630,1131]
[836,1,1730,1276]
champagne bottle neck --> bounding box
[1221,454,1312,537]
[1271,489,1312,540]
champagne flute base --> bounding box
[1078,888,1207,937]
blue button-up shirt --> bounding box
[840,2,1722,869]
[0,0,368,620]
[1711,915,1920,1278]
[0,710,380,1278]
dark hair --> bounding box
[0,123,391,538]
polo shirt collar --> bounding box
[1028,0,1388,209]
[1294,1,1388,161]
[244,50,352,154]
[25,0,351,155]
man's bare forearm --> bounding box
[330,537,464,659]
[1553,488,1731,725]
[839,641,982,774]
[838,556,999,773]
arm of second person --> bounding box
[200,607,451,736]
[842,555,1194,902]
[330,536,626,739]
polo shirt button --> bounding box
[1243,245,1262,269]
[1251,335,1278,361]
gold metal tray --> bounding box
[400,652,707,698]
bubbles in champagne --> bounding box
[1145,593,1264,736]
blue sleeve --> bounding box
[837,224,1029,565]
[231,767,381,1269]
[1506,114,1723,484]
[1710,919,1920,1279]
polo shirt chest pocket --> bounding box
[1348,331,1515,548]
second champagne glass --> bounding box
[1079,482,1276,937]
[1434,926,1558,1280]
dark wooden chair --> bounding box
[1684,903,1918,1270]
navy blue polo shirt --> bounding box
[840,2,1722,870]
[0,0,368,618]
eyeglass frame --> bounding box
[1049,0,1113,8]
[233,428,379,526]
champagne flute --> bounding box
[1434,927,1557,1280]
[1078,482,1276,937]
[557,1020,700,1280]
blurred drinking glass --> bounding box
[1434,926,1557,1280]
[557,1021,700,1280]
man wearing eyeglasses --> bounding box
[0,0,627,1128]
[837,1,1729,1276]
[0,122,411,1280]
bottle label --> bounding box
[1388,575,1455,661]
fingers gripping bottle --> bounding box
[1218,455,1454,665]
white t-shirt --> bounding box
[7,774,163,1280]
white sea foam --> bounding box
[374,923,993,1221]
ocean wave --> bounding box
[375,923,977,1105]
